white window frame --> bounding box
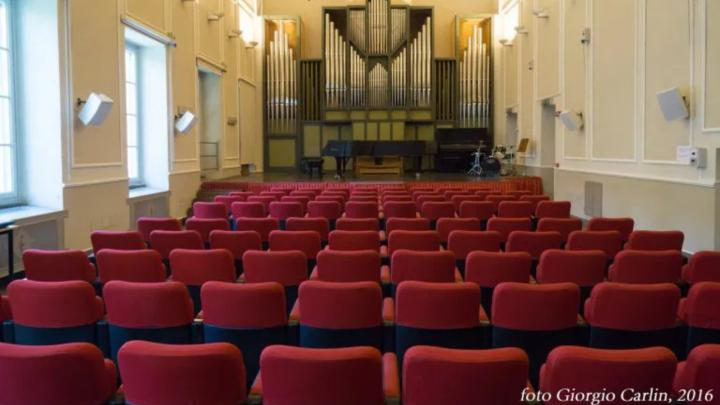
[0,0,20,207]
[125,43,144,188]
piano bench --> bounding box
[302,157,324,178]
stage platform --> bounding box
[201,172,543,194]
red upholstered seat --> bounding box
[307,201,342,221]
[185,218,230,243]
[486,195,517,212]
[170,249,236,286]
[505,231,564,261]
[508,190,533,198]
[519,194,550,211]
[96,249,166,283]
[22,249,96,282]
[242,250,307,286]
[269,230,322,260]
[256,345,396,405]
[328,230,382,252]
[349,195,378,203]
[8,280,104,329]
[386,218,430,235]
[0,342,117,405]
[674,344,720,405]
[388,230,441,254]
[625,230,685,251]
[298,280,384,330]
[231,201,267,218]
[447,231,501,261]
[247,196,277,214]
[444,190,473,200]
[566,230,624,261]
[391,250,457,285]
[234,218,279,242]
[260,191,286,199]
[118,341,246,405]
[381,195,413,204]
[290,190,319,199]
[103,281,194,329]
[491,282,580,331]
[416,196,447,212]
[395,281,485,330]
[209,230,262,262]
[214,195,247,214]
[229,191,256,199]
[436,218,482,243]
[137,217,182,243]
[536,218,583,243]
[149,230,204,260]
[584,282,680,332]
[608,250,683,284]
[192,202,228,219]
[345,201,379,219]
[315,250,386,284]
[201,281,287,329]
[402,346,528,405]
[497,201,534,218]
[678,282,720,330]
[486,217,532,243]
[420,202,455,221]
[450,195,485,211]
[286,217,330,241]
[536,249,606,287]
[465,251,532,287]
[335,217,380,232]
[280,196,310,214]
[269,201,304,220]
[540,346,677,405]
[457,201,495,221]
[683,251,720,284]
[90,230,145,255]
[383,201,417,219]
[535,201,571,219]
[315,195,345,210]
[587,217,635,242]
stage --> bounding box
[201,172,544,194]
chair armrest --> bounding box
[479,306,490,326]
[381,265,391,284]
[454,268,463,282]
[383,298,395,326]
[238,273,246,283]
[247,372,263,405]
[309,267,319,280]
[289,300,300,326]
[382,353,400,405]
[576,314,587,327]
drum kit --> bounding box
[468,142,517,177]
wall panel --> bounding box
[705,0,720,129]
[126,0,167,32]
[172,0,198,165]
[535,0,559,99]
[198,0,223,64]
[504,45,518,107]
[562,0,587,158]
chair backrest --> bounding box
[674,344,720,405]
[444,190,473,200]
[307,201,342,220]
[536,218,583,243]
[96,249,166,283]
[403,346,528,405]
[457,201,495,220]
[518,194,550,211]
[192,202,228,219]
[420,202,456,221]
[535,201,571,219]
[103,281,194,328]
[584,282,680,331]
[316,250,382,283]
[269,230,322,259]
[201,281,287,329]
[486,195,517,212]
[345,201,379,219]
[91,230,145,254]
[391,250,456,285]
[626,230,685,251]
[269,202,304,220]
[436,218,482,243]
[388,230,441,254]
[8,280,103,328]
[497,201,534,218]
[383,201,417,219]
[486,217,532,242]
[349,195,378,203]
[335,217,380,232]
[280,196,310,214]
[288,217,329,239]
[242,250,307,286]
[679,282,720,329]
[260,190,286,199]
[231,201,266,218]
[322,189,349,199]
[385,218,430,235]
[234,218,279,242]
[315,195,345,210]
[185,218,230,242]
[328,230,380,251]
[609,250,683,284]
[247,196,276,213]
[137,217,182,242]
[464,251,532,287]
[382,195,413,203]
[587,217,635,242]
[505,231,564,260]
[447,231,501,260]
[22,249,96,282]
[396,281,480,329]
[450,195,485,211]
[259,345,384,405]
[229,191,256,199]
[565,230,623,260]
[214,195,246,213]
[536,250,606,287]
[683,251,720,284]
[491,282,580,331]
[299,280,383,329]
[208,230,262,261]
[169,249,236,286]
[539,346,676,405]
[0,342,117,405]
[474,190,493,199]
[149,230,204,260]
[118,341,246,405]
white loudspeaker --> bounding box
[558,110,583,131]
[657,87,689,121]
[175,111,197,133]
[78,93,114,126]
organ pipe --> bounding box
[266,24,298,134]
[410,17,432,108]
[459,24,490,128]
[325,13,348,108]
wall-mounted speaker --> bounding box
[78,93,114,126]
[174,111,197,134]
[657,87,689,121]
[558,110,583,131]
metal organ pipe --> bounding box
[409,17,431,107]
[266,24,297,133]
[325,14,349,108]
[459,24,489,128]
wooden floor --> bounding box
[215,171,517,185]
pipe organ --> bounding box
[265,18,299,135]
[458,20,491,128]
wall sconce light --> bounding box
[533,8,549,18]
[77,93,114,126]
[245,40,259,48]
[514,25,528,35]
[499,39,513,47]
[228,29,242,39]
[174,110,197,133]
[208,12,225,21]
[557,110,584,131]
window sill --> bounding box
[0,206,67,227]
[128,187,170,203]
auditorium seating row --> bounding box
[0,341,718,404]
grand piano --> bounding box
[322,140,434,177]
[434,128,492,172]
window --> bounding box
[125,45,142,186]
[0,0,18,205]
